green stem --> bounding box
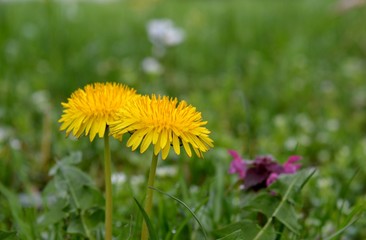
[104,128,113,240]
[253,177,297,240]
[141,153,159,240]
[275,219,285,240]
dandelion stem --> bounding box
[141,153,159,240]
[104,127,113,240]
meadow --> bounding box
[1,0,366,239]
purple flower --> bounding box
[228,150,247,179]
[266,173,279,186]
[228,151,302,191]
[283,155,302,174]
[245,155,282,190]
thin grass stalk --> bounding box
[141,153,159,240]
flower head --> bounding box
[141,57,163,75]
[59,82,137,141]
[228,151,302,191]
[147,19,185,48]
[109,95,213,160]
[228,150,247,179]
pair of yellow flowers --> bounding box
[59,82,213,160]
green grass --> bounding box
[1,0,366,239]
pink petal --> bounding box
[266,173,279,186]
[228,150,241,159]
[287,155,302,164]
[283,155,302,174]
[228,150,247,179]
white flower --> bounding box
[111,172,127,185]
[141,57,163,75]
[326,118,339,132]
[147,19,185,48]
[156,165,178,177]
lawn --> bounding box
[1,0,366,239]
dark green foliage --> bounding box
[214,169,315,240]
[39,152,104,239]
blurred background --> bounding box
[1,0,366,238]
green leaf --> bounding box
[67,215,85,236]
[324,215,361,240]
[49,151,82,176]
[57,164,96,212]
[215,220,260,240]
[59,165,94,191]
[84,207,105,231]
[41,153,101,239]
[37,207,66,228]
[251,168,316,239]
[172,196,209,240]
[247,193,278,217]
[134,197,158,240]
[270,168,316,202]
[217,229,244,240]
[65,210,99,239]
[274,201,301,233]
[151,186,208,240]
[76,185,104,211]
[240,221,264,239]
[0,230,17,240]
[255,224,276,240]
[216,220,276,240]
[324,202,366,240]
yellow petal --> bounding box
[127,132,145,151]
[192,147,203,158]
[152,129,159,144]
[162,142,170,160]
[154,141,161,156]
[172,134,180,155]
[140,130,154,153]
[160,128,168,148]
[182,140,192,157]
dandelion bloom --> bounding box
[59,82,137,141]
[110,95,213,160]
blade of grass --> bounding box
[133,197,158,240]
[336,168,360,228]
[171,196,209,240]
[324,212,363,240]
[0,183,34,240]
[0,230,17,240]
[150,186,208,240]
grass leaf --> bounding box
[0,230,17,240]
[172,196,209,240]
[214,220,260,240]
[150,186,208,240]
[0,183,35,240]
[133,197,158,240]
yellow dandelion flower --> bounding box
[59,82,137,141]
[110,95,214,160]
